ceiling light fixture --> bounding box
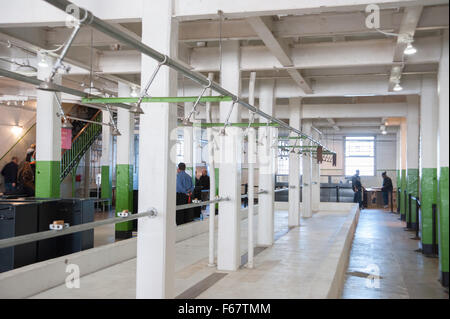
[393,82,403,92]
[38,53,49,68]
[404,42,417,55]
[11,125,23,136]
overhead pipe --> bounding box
[41,0,335,154]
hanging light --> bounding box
[111,126,121,136]
[393,82,403,92]
[129,103,144,114]
[130,86,139,97]
[38,53,49,68]
[404,42,417,55]
[62,118,73,129]
[11,125,23,136]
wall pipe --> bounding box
[41,0,335,155]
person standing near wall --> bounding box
[381,171,393,209]
[176,162,194,225]
[352,169,363,209]
[1,156,19,193]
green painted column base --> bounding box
[400,169,407,218]
[115,164,133,239]
[35,160,60,198]
[421,168,438,252]
[438,166,449,287]
[406,168,419,229]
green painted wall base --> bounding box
[438,166,449,279]
[115,164,133,236]
[421,168,438,248]
[400,169,407,217]
[35,160,60,198]
[101,165,112,204]
[406,168,419,225]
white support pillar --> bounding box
[257,79,276,246]
[247,71,256,268]
[406,95,420,227]
[206,72,216,267]
[419,75,439,254]
[437,29,449,285]
[35,53,61,198]
[184,102,194,178]
[288,97,301,227]
[100,110,113,204]
[302,120,313,218]
[115,83,135,238]
[311,130,321,212]
[136,0,178,299]
[217,40,242,271]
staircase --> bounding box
[60,110,102,182]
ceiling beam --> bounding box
[178,6,448,42]
[388,6,424,91]
[246,16,313,94]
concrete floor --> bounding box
[30,208,356,299]
[342,209,449,299]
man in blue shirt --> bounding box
[176,162,194,225]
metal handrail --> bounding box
[0,209,157,249]
[175,196,230,210]
[42,0,336,156]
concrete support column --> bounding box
[437,29,449,287]
[217,40,242,271]
[419,76,439,255]
[311,130,321,212]
[400,118,407,219]
[115,83,135,239]
[257,79,276,247]
[396,128,401,204]
[301,120,313,218]
[100,110,113,205]
[184,102,194,179]
[136,0,178,298]
[35,53,61,198]
[288,97,301,227]
[406,96,420,229]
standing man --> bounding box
[381,171,393,209]
[176,162,194,225]
[1,156,19,193]
[352,169,363,209]
[198,168,211,216]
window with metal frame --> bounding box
[344,136,375,176]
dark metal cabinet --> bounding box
[0,202,38,272]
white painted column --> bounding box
[302,120,313,218]
[406,96,420,227]
[35,53,61,198]
[217,40,242,271]
[100,109,113,204]
[247,71,256,268]
[311,130,321,212]
[206,72,216,267]
[136,0,178,299]
[437,29,449,284]
[184,102,194,178]
[288,97,301,227]
[420,76,439,172]
[257,79,276,246]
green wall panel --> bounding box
[101,165,112,204]
[439,166,449,274]
[421,168,438,246]
[115,164,133,232]
[407,168,419,223]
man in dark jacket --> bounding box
[1,156,19,193]
[351,170,363,209]
[381,171,393,208]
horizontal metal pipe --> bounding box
[41,0,335,155]
[64,115,109,126]
[176,196,230,211]
[0,209,157,249]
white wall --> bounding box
[319,133,397,188]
